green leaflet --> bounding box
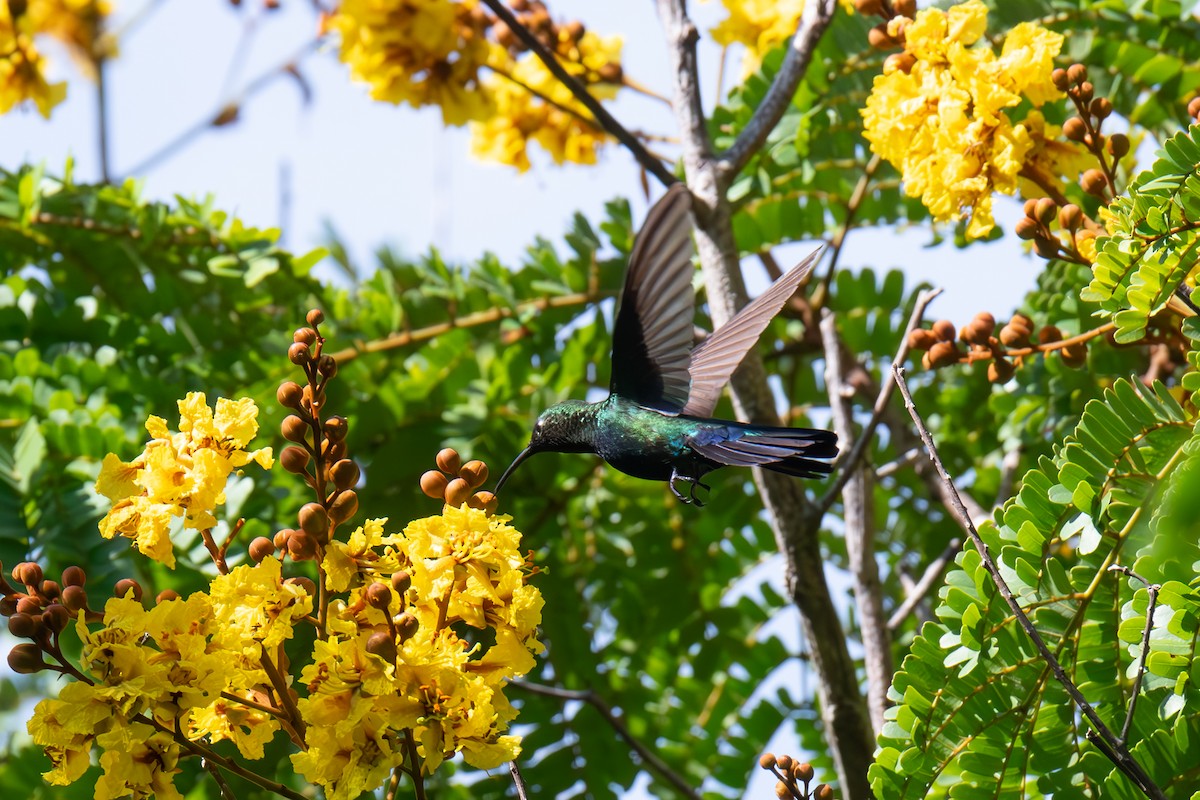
[870,378,1200,799]
[1081,125,1200,343]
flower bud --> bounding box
[285,576,317,596]
[906,328,937,350]
[1107,133,1130,159]
[1089,97,1112,120]
[1062,117,1087,142]
[61,584,88,612]
[299,502,329,537]
[1038,325,1062,345]
[156,589,180,603]
[445,478,472,507]
[280,446,311,474]
[1014,217,1039,240]
[8,612,38,638]
[999,324,1030,348]
[814,784,833,800]
[1051,68,1069,91]
[1067,63,1087,86]
[436,448,461,475]
[853,0,883,15]
[317,355,338,379]
[282,415,309,443]
[1033,236,1060,259]
[1189,96,1200,120]
[322,439,347,463]
[931,319,956,342]
[1078,81,1094,104]
[273,528,296,551]
[42,604,70,633]
[928,341,960,369]
[1062,342,1088,368]
[892,0,915,17]
[867,23,898,48]
[776,754,794,771]
[397,612,420,641]
[17,562,43,589]
[114,578,143,602]
[774,782,790,799]
[277,381,304,409]
[61,566,85,588]
[8,643,46,674]
[794,763,815,782]
[421,470,449,499]
[460,460,489,489]
[1033,198,1056,225]
[330,459,360,490]
[391,571,412,595]
[249,537,276,563]
[16,596,41,615]
[759,753,777,769]
[1058,204,1083,230]
[469,491,499,515]
[0,597,17,616]
[288,342,311,366]
[40,580,60,601]
[324,416,348,443]
[287,530,317,561]
[988,358,1015,383]
[329,490,359,526]
[366,631,398,662]
[293,328,317,345]
[306,309,325,326]
[366,582,393,610]
[883,51,916,74]
[1081,168,1107,197]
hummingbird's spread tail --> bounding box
[689,425,837,480]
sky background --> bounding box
[0,0,1057,794]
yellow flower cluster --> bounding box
[861,0,1071,239]
[711,0,804,75]
[29,578,313,799]
[95,393,274,569]
[302,508,543,798]
[470,31,622,171]
[333,0,494,125]
[0,0,111,118]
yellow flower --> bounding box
[710,0,804,75]
[334,0,493,125]
[0,11,66,118]
[95,393,273,569]
[26,0,114,76]
[210,557,313,655]
[94,724,183,800]
[28,682,113,785]
[861,0,1066,239]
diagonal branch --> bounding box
[717,0,839,181]
[892,365,1167,800]
[480,0,677,187]
[511,681,700,800]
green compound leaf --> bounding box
[870,378,1200,799]
[1082,125,1200,343]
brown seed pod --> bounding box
[988,358,1015,383]
[469,491,499,515]
[445,478,472,507]
[61,565,85,587]
[460,460,490,489]
[1081,168,1107,196]
[288,342,311,366]
[907,328,938,351]
[1034,198,1057,225]
[249,537,276,563]
[280,445,311,474]
[306,309,325,326]
[436,448,462,475]
[1014,216,1040,240]
[330,458,360,490]
[1108,133,1130,159]
[932,319,956,342]
[1058,204,1083,230]
[1067,63,1087,86]
[282,415,309,444]
[1062,117,1087,143]
[1038,325,1063,345]
[421,470,450,499]
[277,381,304,410]
[928,341,961,368]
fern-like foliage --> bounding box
[870,378,1200,798]
[1081,125,1200,343]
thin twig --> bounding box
[259,645,307,740]
[509,761,531,800]
[887,538,962,630]
[96,56,112,183]
[480,0,677,187]
[1109,565,1160,745]
[202,756,238,800]
[875,447,921,479]
[891,365,1166,800]
[717,0,838,179]
[404,729,428,800]
[816,288,943,514]
[511,681,700,800]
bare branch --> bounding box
[892,365,1166,800]
[509,761,531,800]
[511,681,700,800]
[1109,565,1160,745]
[817,287,943,514]
[480,0,677,188]
[820,310,890,735]
[887,538,961,631]
[718,0,839,180]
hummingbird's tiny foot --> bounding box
[690,479,711,506]
[669,469,693,504]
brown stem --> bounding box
[1108,565,1159,746]
[509,761,531,800]
[404,729,428,800]
[259,645,307,742]
[886,537,962,630]
[891,365,1166,800]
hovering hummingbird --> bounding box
[494,184,837,505]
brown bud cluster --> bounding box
[909,311,1092,381]
[759,751,822,800]
[1016,198,1098,264]
[491,0,622,86]
[421,448,498,514]
[1051,62,1122,198]
[862,0,917,68]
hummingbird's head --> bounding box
[494,400,594,495]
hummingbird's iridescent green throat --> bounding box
[494,184,837,505]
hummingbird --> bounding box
[494,184,837,505]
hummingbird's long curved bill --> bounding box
[493,446,535,496]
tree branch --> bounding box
[717,0,839,181]
[511,681,700,800]
[891,365,1167,800]
[820,310,890,736]
[509,761,531,800]
[887,537,961,630]
[480,0,677,188]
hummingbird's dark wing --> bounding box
[609,183,696,413]
[681,249,822,417]
[687,423,837,479]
